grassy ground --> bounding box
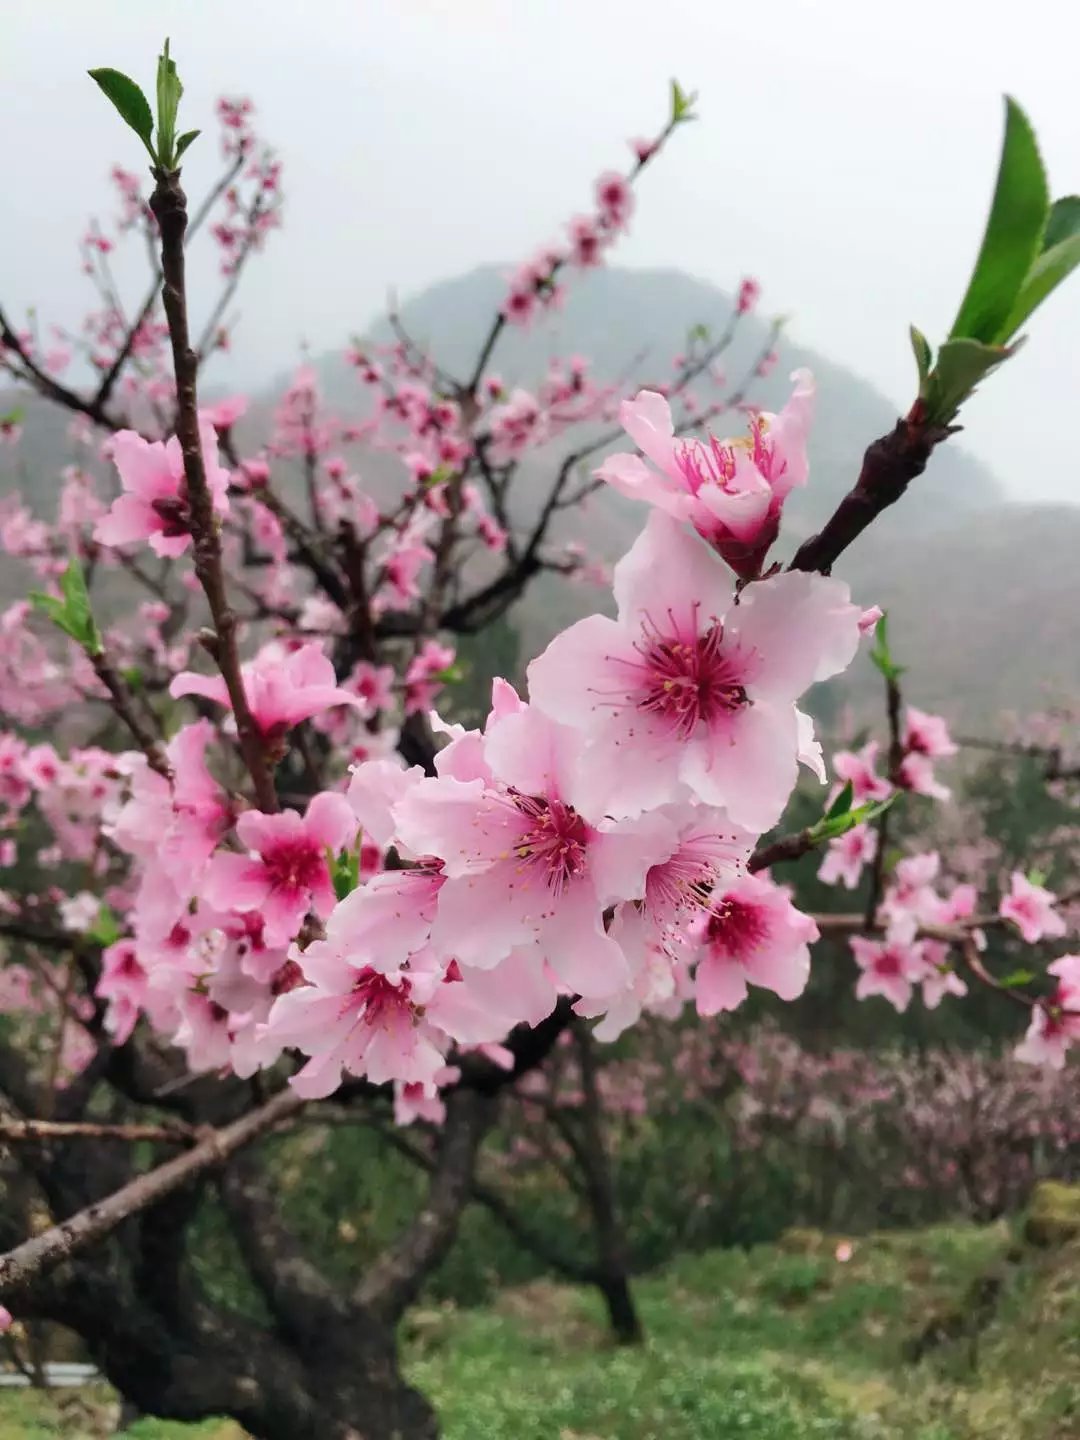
[4,1220,1080,1438]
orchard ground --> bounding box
[5,1219,1080,1440]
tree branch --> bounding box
[788,400,953,575]
[0,1086,303,1306]
[354,1088,493,1319]
[149,167,278,813]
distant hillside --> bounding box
[308,264,1003,534]
[4,265,1076,726]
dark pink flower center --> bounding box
[673,434,737,495]
[510,791,590,895]
[634,620,749,739]
[151,492,192,538]
[705,896,768,957]
[265,838,323,894]
[875,948,904,977]
[350,967,410,1025]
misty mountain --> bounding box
[3,265,1076,725]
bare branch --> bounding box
[0,1086,304,1306]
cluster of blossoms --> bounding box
[2,80,1076,1165]
[0,338,880,1114]
[816,708,1077,1060]
[79,371,867,1113]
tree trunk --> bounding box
[599,1273,644,1346]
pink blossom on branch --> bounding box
[819,822,878,890]
[527,510,861,832]
[203,791,356,948]
[999,870,1068,944]
[689,872,818,1015]
[95,422,230,558]
[596,369,815,579]
[851,925,928,1013]
[171,641,363,748]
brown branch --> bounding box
[150,167,278,813]
[91,280,159,416]
[788,399,953,576]
[0,1118,194,1145]
[747,826,817,874]
[90,651,172,780]
[353,1088,493,1319]
[0,305,124,431]
[864,671,904,927]
[0,1086,303,1305]
[371,1119,602,1285]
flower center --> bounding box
[646,830,746,929]
[673,434,737,495]
[266,839,323,893]
[635,620,748,738]
[349,967,410,1026]
[705,896,767,957]
[151,493,192,538]
[510,791,590,896]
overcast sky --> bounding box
[4,0,1078,500]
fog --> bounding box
[3,0,1078,498]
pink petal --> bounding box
[304,790,357,852]
[731,571,861,700]
[613,510,735,635]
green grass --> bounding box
[6,1221,1080,1438]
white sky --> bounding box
[3,0,1079,499]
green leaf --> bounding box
[155,37,183,168]
[87,904,121,948]
[1,407,25,428]
[909,325,933,393]
[1042,195,1080,251]
[434,663,464,685]
[29,559,104,656]
[848,794,895,828]
[808,790,894,846]
[328,843,361,901]
[869,611,905,682]
[1000,968,1036,988]
[825,781,854,821]
[670,79,697,125]
[88,67,156,161]
[950,97,1049,344]
[1000,231,1080,339]
[174,128,200,162]
[926,336,1017,424]
[688,322,710,345]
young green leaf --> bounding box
[29,560,104,656]
[808,792,894,846]
[825,781,854,822]
[88,67,156,161]
[87,904,121,948]
[869,611,905,682]
[909,325,933,392]
[174,128,200,162]
[670,79,697,124]
[999,231,1080,340]
[950,97,1049,345]
[999,968,1036,989]
[155,38,184,168]
[1042,195,1080,251]
[926,336,1017,424]
[328,843,361,901]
